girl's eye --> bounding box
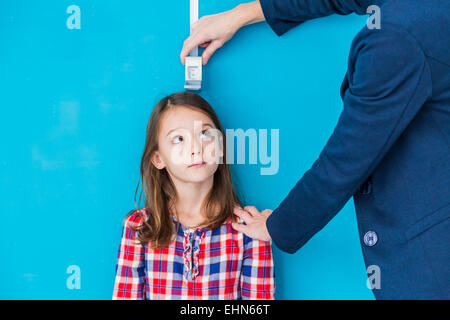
[201,129,212,139]
[172,136,183,144]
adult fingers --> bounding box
[244,206,260,217]
[199,41,211,48]
[234,207,253,224]
[201,40,223,65]
[231,222,249,234]
[180,32,209,65]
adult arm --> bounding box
[259,0,381,36]
[265,24,432,253]
[180,0,383,64]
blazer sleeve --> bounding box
[259,0,383,36]
[266,24,432,254]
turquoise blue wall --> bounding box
[0,0,374,299]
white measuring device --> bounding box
[184,0,202,90]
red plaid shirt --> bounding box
[113,209,275,300]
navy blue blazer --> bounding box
[260,0,450,299]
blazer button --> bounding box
[360,177,373,194]
[364,231,378,246]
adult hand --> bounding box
[180,1,265,65]
[232,206,272,241]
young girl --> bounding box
[112,92,275,300]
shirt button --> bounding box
[364,231,378,246]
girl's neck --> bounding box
[171,176,214,227]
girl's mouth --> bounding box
[189,161,206,168]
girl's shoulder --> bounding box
[229,217,273,247]
[122,207,149,229]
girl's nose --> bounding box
[191,137,202,155]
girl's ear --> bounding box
[151,151,166,170]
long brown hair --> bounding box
[129,92,241,248]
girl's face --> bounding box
[151,105,223,184]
